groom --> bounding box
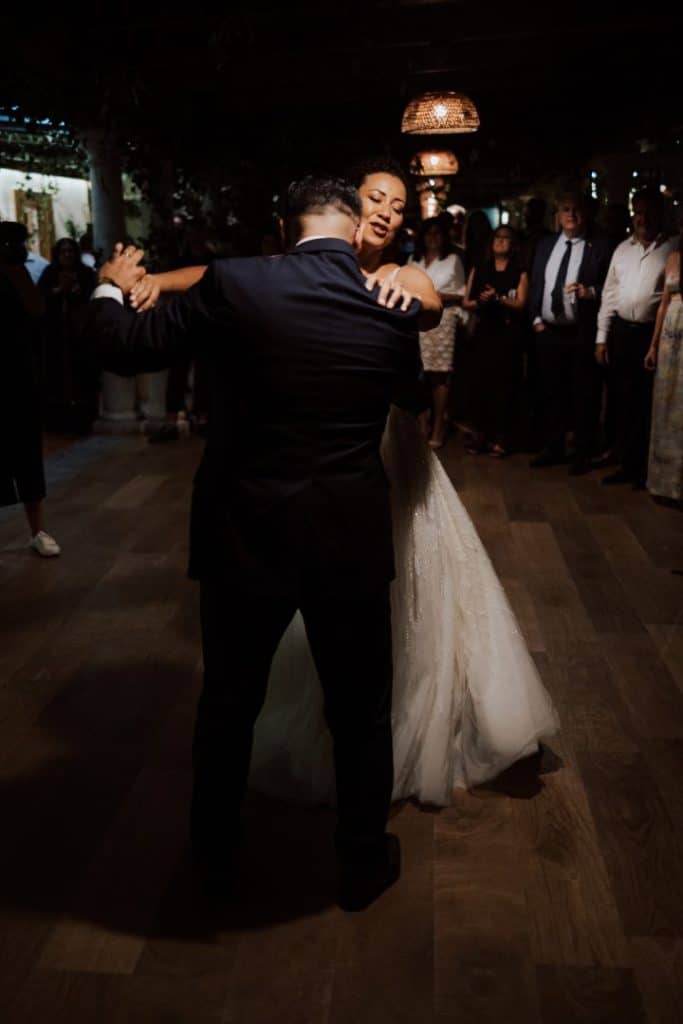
[87,176,429,911]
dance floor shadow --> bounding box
[0,662,337,950]
[475,744,563,799]
[155,796,338,939]
[0,633,562,948]
[0,766,338,944]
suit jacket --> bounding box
[86,238,425,596]
[529,231,613,344]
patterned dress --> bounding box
[412,253,466,372]
[648,271,683,500]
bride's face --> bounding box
[358,173,407,253]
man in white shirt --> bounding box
[596,187,676,488]
[24,249,49,285]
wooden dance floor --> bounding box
[1,433,681,1023]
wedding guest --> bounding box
[447,208,473,431]
[519,197,552,274]
[596,187,676,488]
[465,209,493,275]
[0,222,60,556]
[39,237,97,433]
[645,229,683,503]
[603,203,631,247]
[594,200,633,464]
[529,191,613,475]
[411,217,466,448]
[463,226,528,456]
[447,205,466,249]
[440,208,467,273]
[519,198,552,450]
[79,228,97,269]
[24,247,50,284]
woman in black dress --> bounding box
[0,222,60,556]
[463,226,528,456]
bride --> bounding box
[135,158,559,806]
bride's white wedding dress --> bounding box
[249,407,559,807]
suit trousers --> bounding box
[607,317,655,483]
[536,322,600,459]
[192,578,394,857]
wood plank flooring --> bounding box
[0,431,681,1023]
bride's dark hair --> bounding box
[348,156,409,191]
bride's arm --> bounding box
[130,265,208,312]
[390,264,442,331]
[462,267,478,311]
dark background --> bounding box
[1,3,681,242]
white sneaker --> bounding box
[30,531,61,557]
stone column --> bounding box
[136,370,169,424]
[85,129,138,427]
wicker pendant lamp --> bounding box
[409,150,459,176]
[401,91,479,135]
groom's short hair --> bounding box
[286,176,362,222]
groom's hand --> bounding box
[98,242,146,296]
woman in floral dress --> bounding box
[646,237,683,502]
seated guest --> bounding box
[529,191,613,475]
[463,227,528,456]
[596,187,677,488]
[411,217,466,448]
[645,226,683,503]
[0,222,60,556]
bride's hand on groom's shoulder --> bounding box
[364,268,415,312]
[98,242,146,297]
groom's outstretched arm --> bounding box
[86,260,225,377]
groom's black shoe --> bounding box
[337,833,401,912]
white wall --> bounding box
[0,168,91,251]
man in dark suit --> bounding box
[529,192,613,474]
[86,176,433,911]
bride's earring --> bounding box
[353,222,365,253]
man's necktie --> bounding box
[551,239,572,320]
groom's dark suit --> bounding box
[87,238,424,858]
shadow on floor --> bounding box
[476,744,563,799]
[0,660,338,946]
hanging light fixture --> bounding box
[409,150,459,176]
[401,91,480,135]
